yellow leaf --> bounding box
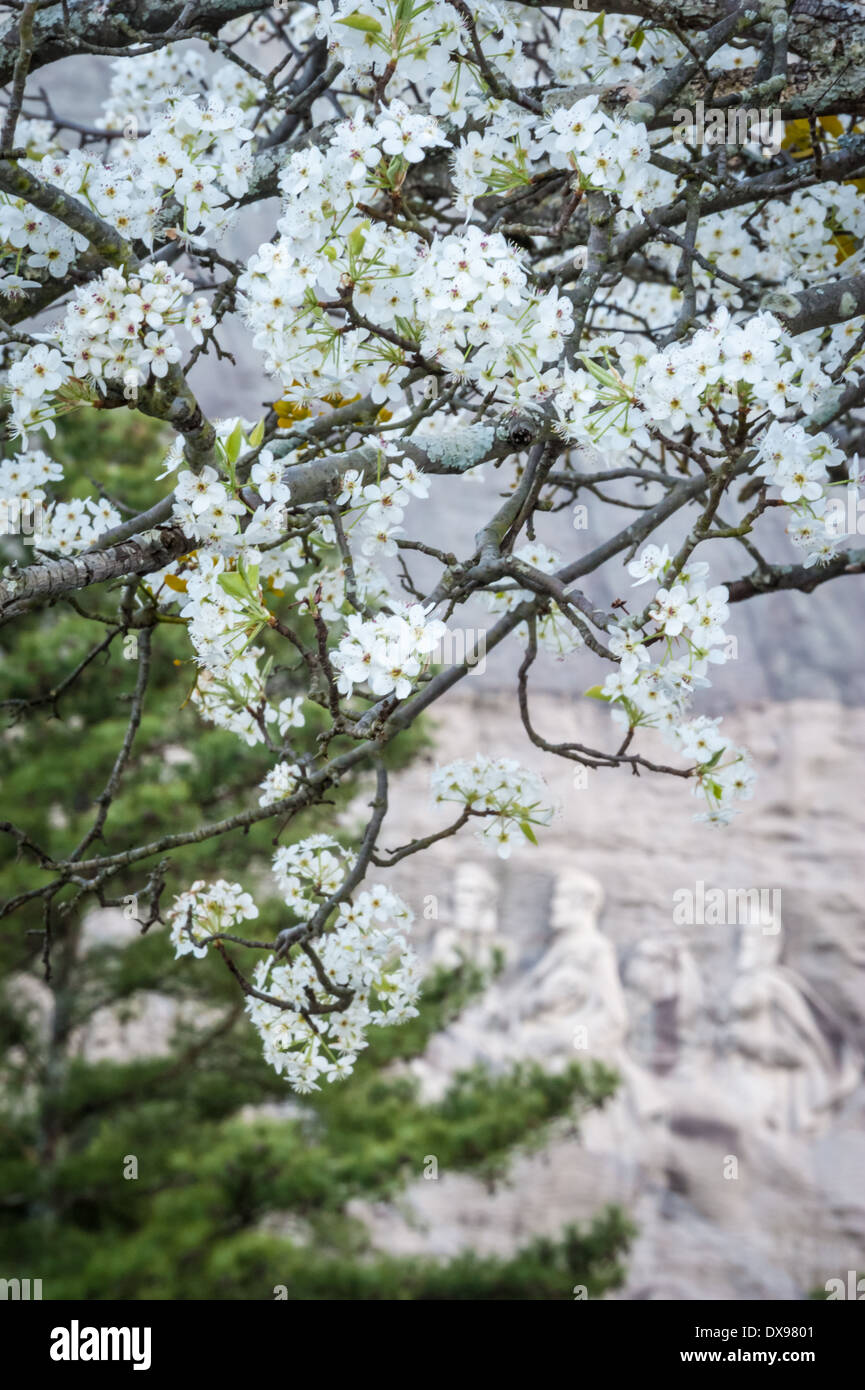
[164,573,188,593]
[783,115,851,158]
[817,115,844,139]
[320,390,364,409]
[273,399,311,423]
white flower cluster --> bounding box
[431,754,555,858]
[454,93,659,216]
[35,495,122,556]
[171,552,305,744]
[156,419,325,747]
[540,96,654,211]
[545,11,679,89]
[414,228,574,401]
[296,549,391,623]
[6,264,201,440]
[0,447,58,520]
[173,465,247,542]
[166,857,419,1093]
[167,878,259,960]
[178,554,253,662]
[682,185,864,309]
[312,1,661,155]
[601,548,754,825]
[332,601,447,700]
[97,44,208,132]
[258,760,302,807]
[238,107,576,409]
[237,104,443,403]
[252,834,420,1090]
[755,422,847,566]
[335,445,430,563]
[315,0,520,94]
[554,309,837,462]
[167,429,291,553]
[100,44,277,141]
[272,832,351,909]
[590,161,865,369]
[1,87,253,312]
[0,193,87,289]
[0,447,120,555]
[189,651,304,748]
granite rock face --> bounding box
[345,693,865,1301]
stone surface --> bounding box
[343,692,865,1301]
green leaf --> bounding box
[578,354,621,390]
[224,419,245,466]
[519,821,539,846]
[240,561,260,593]
[217,572,249,601]
[699,747,725,772]
[248,418,265,449]
[629,26,645,51]
[346,224,367,258]
[583,685,611,701]
[337,13,383,33]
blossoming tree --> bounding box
[2,0,864,1093]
